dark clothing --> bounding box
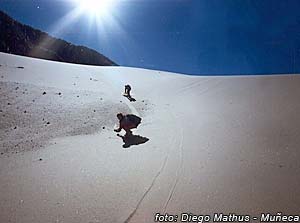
[120,114,141,130]
[115,114,142,134]
[125,85,131,91]
[124,85,131,96]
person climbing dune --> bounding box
[123,84,131,97]
[123,84,136,102]
[114,113,141,136]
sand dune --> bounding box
[1,52,300,223]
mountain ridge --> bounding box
[0,10,117,66]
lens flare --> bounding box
[74,0,115,17]
[33,0,126,59]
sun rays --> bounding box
[31,0,127,58]
[73,0,116,17]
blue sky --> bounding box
[1,0,300,75]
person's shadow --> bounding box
[123,94,136,102]
[117,133,149,148]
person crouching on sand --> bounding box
[114,113,141,136]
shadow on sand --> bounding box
[117,133,149,148]
[123,94,136,102]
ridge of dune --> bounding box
[1,52,300,223]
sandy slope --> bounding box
[1,52,300,223]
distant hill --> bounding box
[0,10,117,66]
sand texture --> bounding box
[1,52,300,223]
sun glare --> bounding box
[74,0,115,17]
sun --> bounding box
[73,0,115,17]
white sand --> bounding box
[1,52,300,223]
